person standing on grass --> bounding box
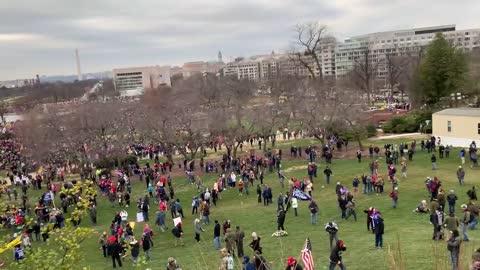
[401,158,407,178]
[431,153,437,170]
[130,237,140,264]
[109,238,123,268]
[224,228,236,257]
[460,148,466,165]
[249,232,262,254]
[352,177,360,197]
[291,197,298,216]
[90,204,97,225]
[277,207,286,231]
[203,202,211,225]
[257,185,262,203]
[356,150,362,163]
[99,231,109,258]
[141,199,149,222]
[172,222,184,246]
[277,193,284,211]
[444,212,460,236]
[345,199,357,221]
[192,196,199,215]
[431,209,445,240]
[235,226,245,258]
[438,190,446,212]
[214,220,221,250]
[447,190,458,214]
[175,199,185,218]
[329,240,347,270]
[324,166,333,185]
[374,217,384,249]
[309,199,319,225]
[325,222,339,251]
[194,218,205,242]
[447,229,461,270]
[456,166,465,185]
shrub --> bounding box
[382,110,434,134]
[366,124,378,138]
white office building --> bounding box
[223,25,479,82]
[335,25,480,78]
[112,66,171,96]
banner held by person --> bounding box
[292,188,312,201]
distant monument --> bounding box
[218,51,223,63]
[75,49,83,81]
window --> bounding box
[448,121,452,132]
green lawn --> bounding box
[2,139,480,270]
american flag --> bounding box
[302,238,314,270]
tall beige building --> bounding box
[112,66,171,96]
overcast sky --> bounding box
[1,0,479,80]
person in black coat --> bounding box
[329,240,347,270]
[277,208,286,231]
[374,218,384,249]
[108,240,123,268]
[130,237,140,264]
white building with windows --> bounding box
[335,25,480,78]
[224,25,480,81]
[112,66,171,96]
[433,108,480,147]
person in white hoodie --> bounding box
[291,197,298,216]
[22,233,31,249]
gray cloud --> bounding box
[0,0,479,80]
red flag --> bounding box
[302,238,314,270]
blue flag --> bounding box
[292,188,312,201]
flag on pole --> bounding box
[302,238,314,270]
[292,188,312,201]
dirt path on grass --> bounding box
[370,132,426,140]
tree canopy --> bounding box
[418,33,468,106]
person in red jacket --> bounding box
[390,187,399,208]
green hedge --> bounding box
[94,154,138,169]
[382,111,432,133]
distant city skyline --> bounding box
[1,0,479,81]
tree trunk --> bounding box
[357,138,364,151]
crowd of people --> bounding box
[2,126,480,270]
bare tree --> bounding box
[384,52,410,98]
[350,46,379,105]
[291,23,334,79]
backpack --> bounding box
[171,227,180,237]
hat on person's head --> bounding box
[337,182,341,185]
[450,190,455,194]
[461,204,468,209]
[252,232,258,239]
[287,257,295,266]
[459,166,462,168]
[168,257,176,263]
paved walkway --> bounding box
[372,132,425,140]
